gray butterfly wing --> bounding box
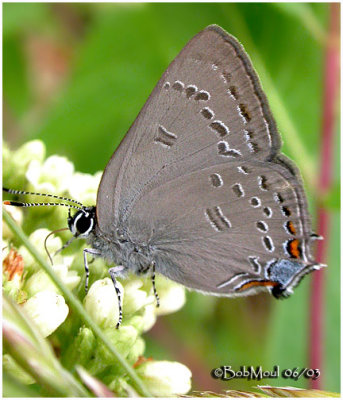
[97,25,281,233]
[96,24,318,296]
[125,159,316,296]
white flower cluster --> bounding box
[3,140,191,396]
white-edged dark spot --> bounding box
[201,107,214,120]
[238,103,251,124]
[237,166,249,175]
[185,85,197,98]
[205,206,231,232]
[273,192,284,203]
[221,70,232,83]
[194,90,210,101]
[231,183,244,198]
[250,197,261,208]
[257,175,269,191]
[248,256,261,273]
[262,236,274,252]
[256,220,268,233]
[281,206,292,217]
[210,120,229,137]
[211,63,218,71]
[217,141,241,158]
[154,125,177,148]
[209,173,223,188]
[263,207,272,218]
[227,86,239,100]
[172,80,184,91]
[163,81,170,90]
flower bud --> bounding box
[84,278,123,329]
[4,140,46,188]
[2,205,23,239]
[123,278,154,315]
[21,291,69,337]
[14,140,46,165]
[18,228,62,272]
[136,360,192,397]
[67,171,102,206]
[24,257,80,297]
[74,327,96,366]
[141,304,157,332]
[26,155,74,194]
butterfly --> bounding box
[4,25,323,327]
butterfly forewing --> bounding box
[97,25,281,233]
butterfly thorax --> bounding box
[87,223,154,274]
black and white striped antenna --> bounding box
[3,187,84,210]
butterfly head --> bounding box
[68,206,96,238]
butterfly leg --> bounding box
[151,261,160,308]
[108,265,126,328]
[83,248,101,293]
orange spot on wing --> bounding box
[288,239,301,258]
[238,280,278,291]
[287,221,297,235]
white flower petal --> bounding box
[21,291,69,337]
[137,360,192,396]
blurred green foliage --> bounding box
[3,2,340,396]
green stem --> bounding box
[3,209,152,397]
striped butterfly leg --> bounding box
[151,261,160,308]
[108,265,126,328]
[137,262,160,307]
[83,248,102,293]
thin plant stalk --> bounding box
[309,2,340,390]
[3,209,152,397]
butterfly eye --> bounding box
[71,211,94,236]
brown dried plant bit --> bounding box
[3,248,24,281]
[133,356,153,369]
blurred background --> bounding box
[3,2,340,394]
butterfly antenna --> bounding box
[3,200,82,210]
[44,227,69,265]
[3,187,84,208]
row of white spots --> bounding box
[250,195,273,219]
[199,105,231,138]
[163,80,211,101]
